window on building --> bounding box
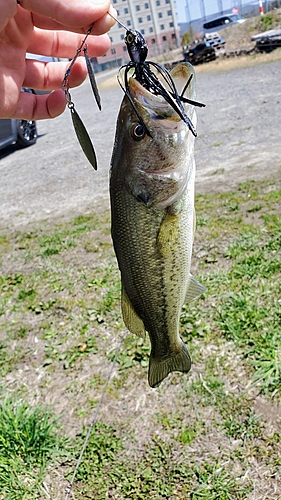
[123,46,127,51]
[151,38,156,44]
[171,33,176,38]
[141,29,145,34]
[158,12,162,18]
[116,9,120,15]
[167,9,171,15]
[147,14,151,20]
[156,0,160,5]
[136,4,140,10]
[138,17,142,23]
[118,23,122,28]
[111,48,116,54]
[166,0,170,3]
[120,34,124,40]
[124,7,128,13]
[162,36,167,41]
[160,24,164,29]
[149,26,153,32]
[110,36,113,42]
[127,19,131,25]
[169,21,174,27]
[113,0,117,3]
[145,2,149,7]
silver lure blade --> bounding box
[70,107,97,170]
[84,48,101,111]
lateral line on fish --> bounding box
[64,331,126,500]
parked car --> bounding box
[203,14,246,32]
[183,41,216,65]
[0,54,58,151]
[0,88,38,150]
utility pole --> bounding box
[185,0,193,42]
[185,0,191,24]
[200,0,206,21]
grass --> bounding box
[0,396,67,500]
[71,426,252,499]
[0,175,280,498]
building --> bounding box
[94,0,180,71]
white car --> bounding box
[203,14,246,32]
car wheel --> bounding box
[16,119,37,148]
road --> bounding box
[0,58,280,228]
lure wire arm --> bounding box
[117,68,152,138]
[62,25,93,95]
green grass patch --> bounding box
[191,177,281,395]
[71,424,252,499]
[0,395,67,500]
[0,176,281,498]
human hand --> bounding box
[0,0,116,120]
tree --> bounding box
[181,31,191,47]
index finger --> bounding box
[18,0,113,31]
[27,30,111,59]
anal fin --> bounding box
[185,274,206,302]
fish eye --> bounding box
[130,122,146,141]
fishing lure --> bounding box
[62,25,101,169]
[108,13,205,138]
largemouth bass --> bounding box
[110,63,205,388]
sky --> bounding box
[175,0,237,23]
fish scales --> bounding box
[110,63,205,388]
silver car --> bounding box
[0,54,58,151]
[0,88,38,150]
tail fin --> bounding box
[148,341,191,388]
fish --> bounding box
[110,62,205,388]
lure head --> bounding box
[125,29,148,64]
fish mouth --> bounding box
[124,67,196,210]
[128,77,184,126]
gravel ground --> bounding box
[0,56,280,228]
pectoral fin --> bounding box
[121,285,146,337]
[185,274,206,302]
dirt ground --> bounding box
[1,51,281,230]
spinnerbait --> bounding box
[62,25,101,169]
[108,13,205,138]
